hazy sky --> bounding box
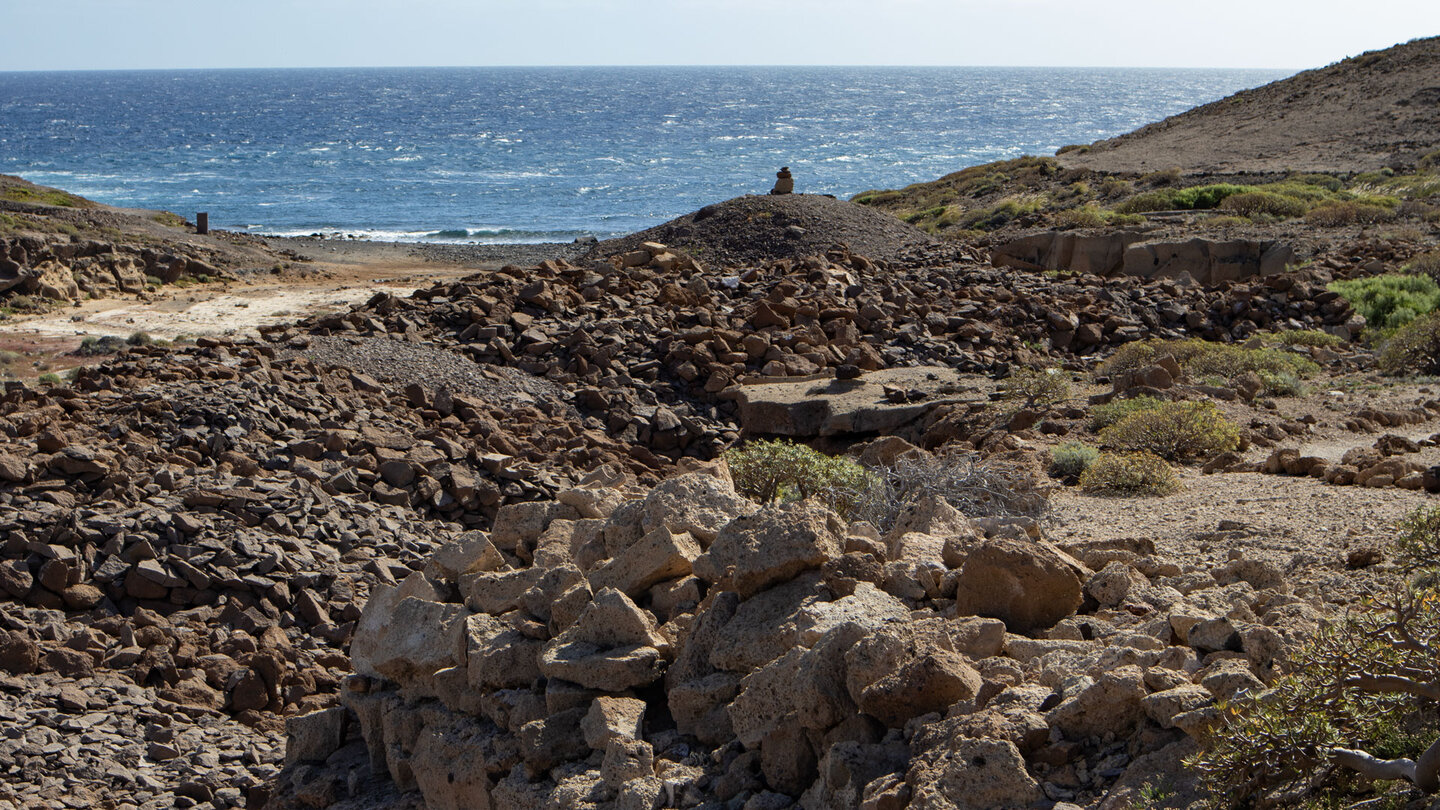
[1,0,1436,71]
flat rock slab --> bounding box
[736,367,979,438]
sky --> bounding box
[1,0,1437,72]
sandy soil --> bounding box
[0,237,559,355]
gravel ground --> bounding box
[284,334,579,419]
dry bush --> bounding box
[850,451,1049,531]
[1191,506,1440,806]
[1304,200,1397,226]
[1078,451,1180,496]
[1378,311,1440,376]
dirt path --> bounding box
[0,252,487,378]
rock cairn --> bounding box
[269,456,1326,810]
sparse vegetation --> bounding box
[1328,274,1440,330]
[1305,200,1397,226]
[1089,395,1164,431]
[1273,329,1345,348]
[1377,311,1440,375]
[1099,400,1241,462]
[1078,451,1180,496]
[1097,338,1320,384]
[1,185,87,208]
[1050,441,1099,480]
[851,451,1049,529]
[725,439,880,519]
[1001,366,1071,409]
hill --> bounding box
[586,193,939,267]
[1061,36,1440,174]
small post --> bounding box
[196,212,209,235]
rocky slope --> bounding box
[0,174,293,309]
[1059,36,1440,174]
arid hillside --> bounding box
[1060,36,1440,174]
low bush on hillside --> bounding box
[1191,506,1440,807]
[1258,369,1307,397]
[1050,441,1099,480]
[726,439,880,519]
[1088,395,1164,431]
[1100,400,1241,462]
[1288,172,1344,192]
[960,196,1045,231]
[1097,339,1320,384]
[75,336,127,357]
[1272,329,1345,348]
[1113,183,1254,214]
[1328,274,1440,330]
[1218,191,1309,219]
[1078,451,1180,496]
[1054,204,1144,229]
[1378,311,1440,376]
[1305,200,1397,226]
[1405,250,1440,279]
[1001,367,1071,409]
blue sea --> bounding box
[0,67,1286,243]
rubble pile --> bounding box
[268,458,1327,810]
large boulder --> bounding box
[948,536,1086,633]
[695,502,843,598]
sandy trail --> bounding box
[0,257,481,350]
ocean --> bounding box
[0,66,1286,244]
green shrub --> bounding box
[1078,451,1180,496]
[1050,441,1099,480]
[1001,367,1071,409]
[1114,183,1254,214]
[1287,172,1344,192]
[1100,400,1241,462]
[37,373,61,385]
[1258,369,1306,396]
[127,331,154,346]
[1218,191,1309,218]
[1377,310,1440,375]
[1272,329,1344,348]
[1088,395,1164,431]
[1304,200,1397,226]
[1328,274,1440,330]
[1191,505,1440,807]
[1097,338,1319,383]
[76,335,126,356]
[725,439,880,519]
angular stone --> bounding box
[588,526,701,598]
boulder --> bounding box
[949,536,1086,633]
[906,735,1043,810]
[695,502,843,598]
[638,470,753,546]
[588,526,701,598]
